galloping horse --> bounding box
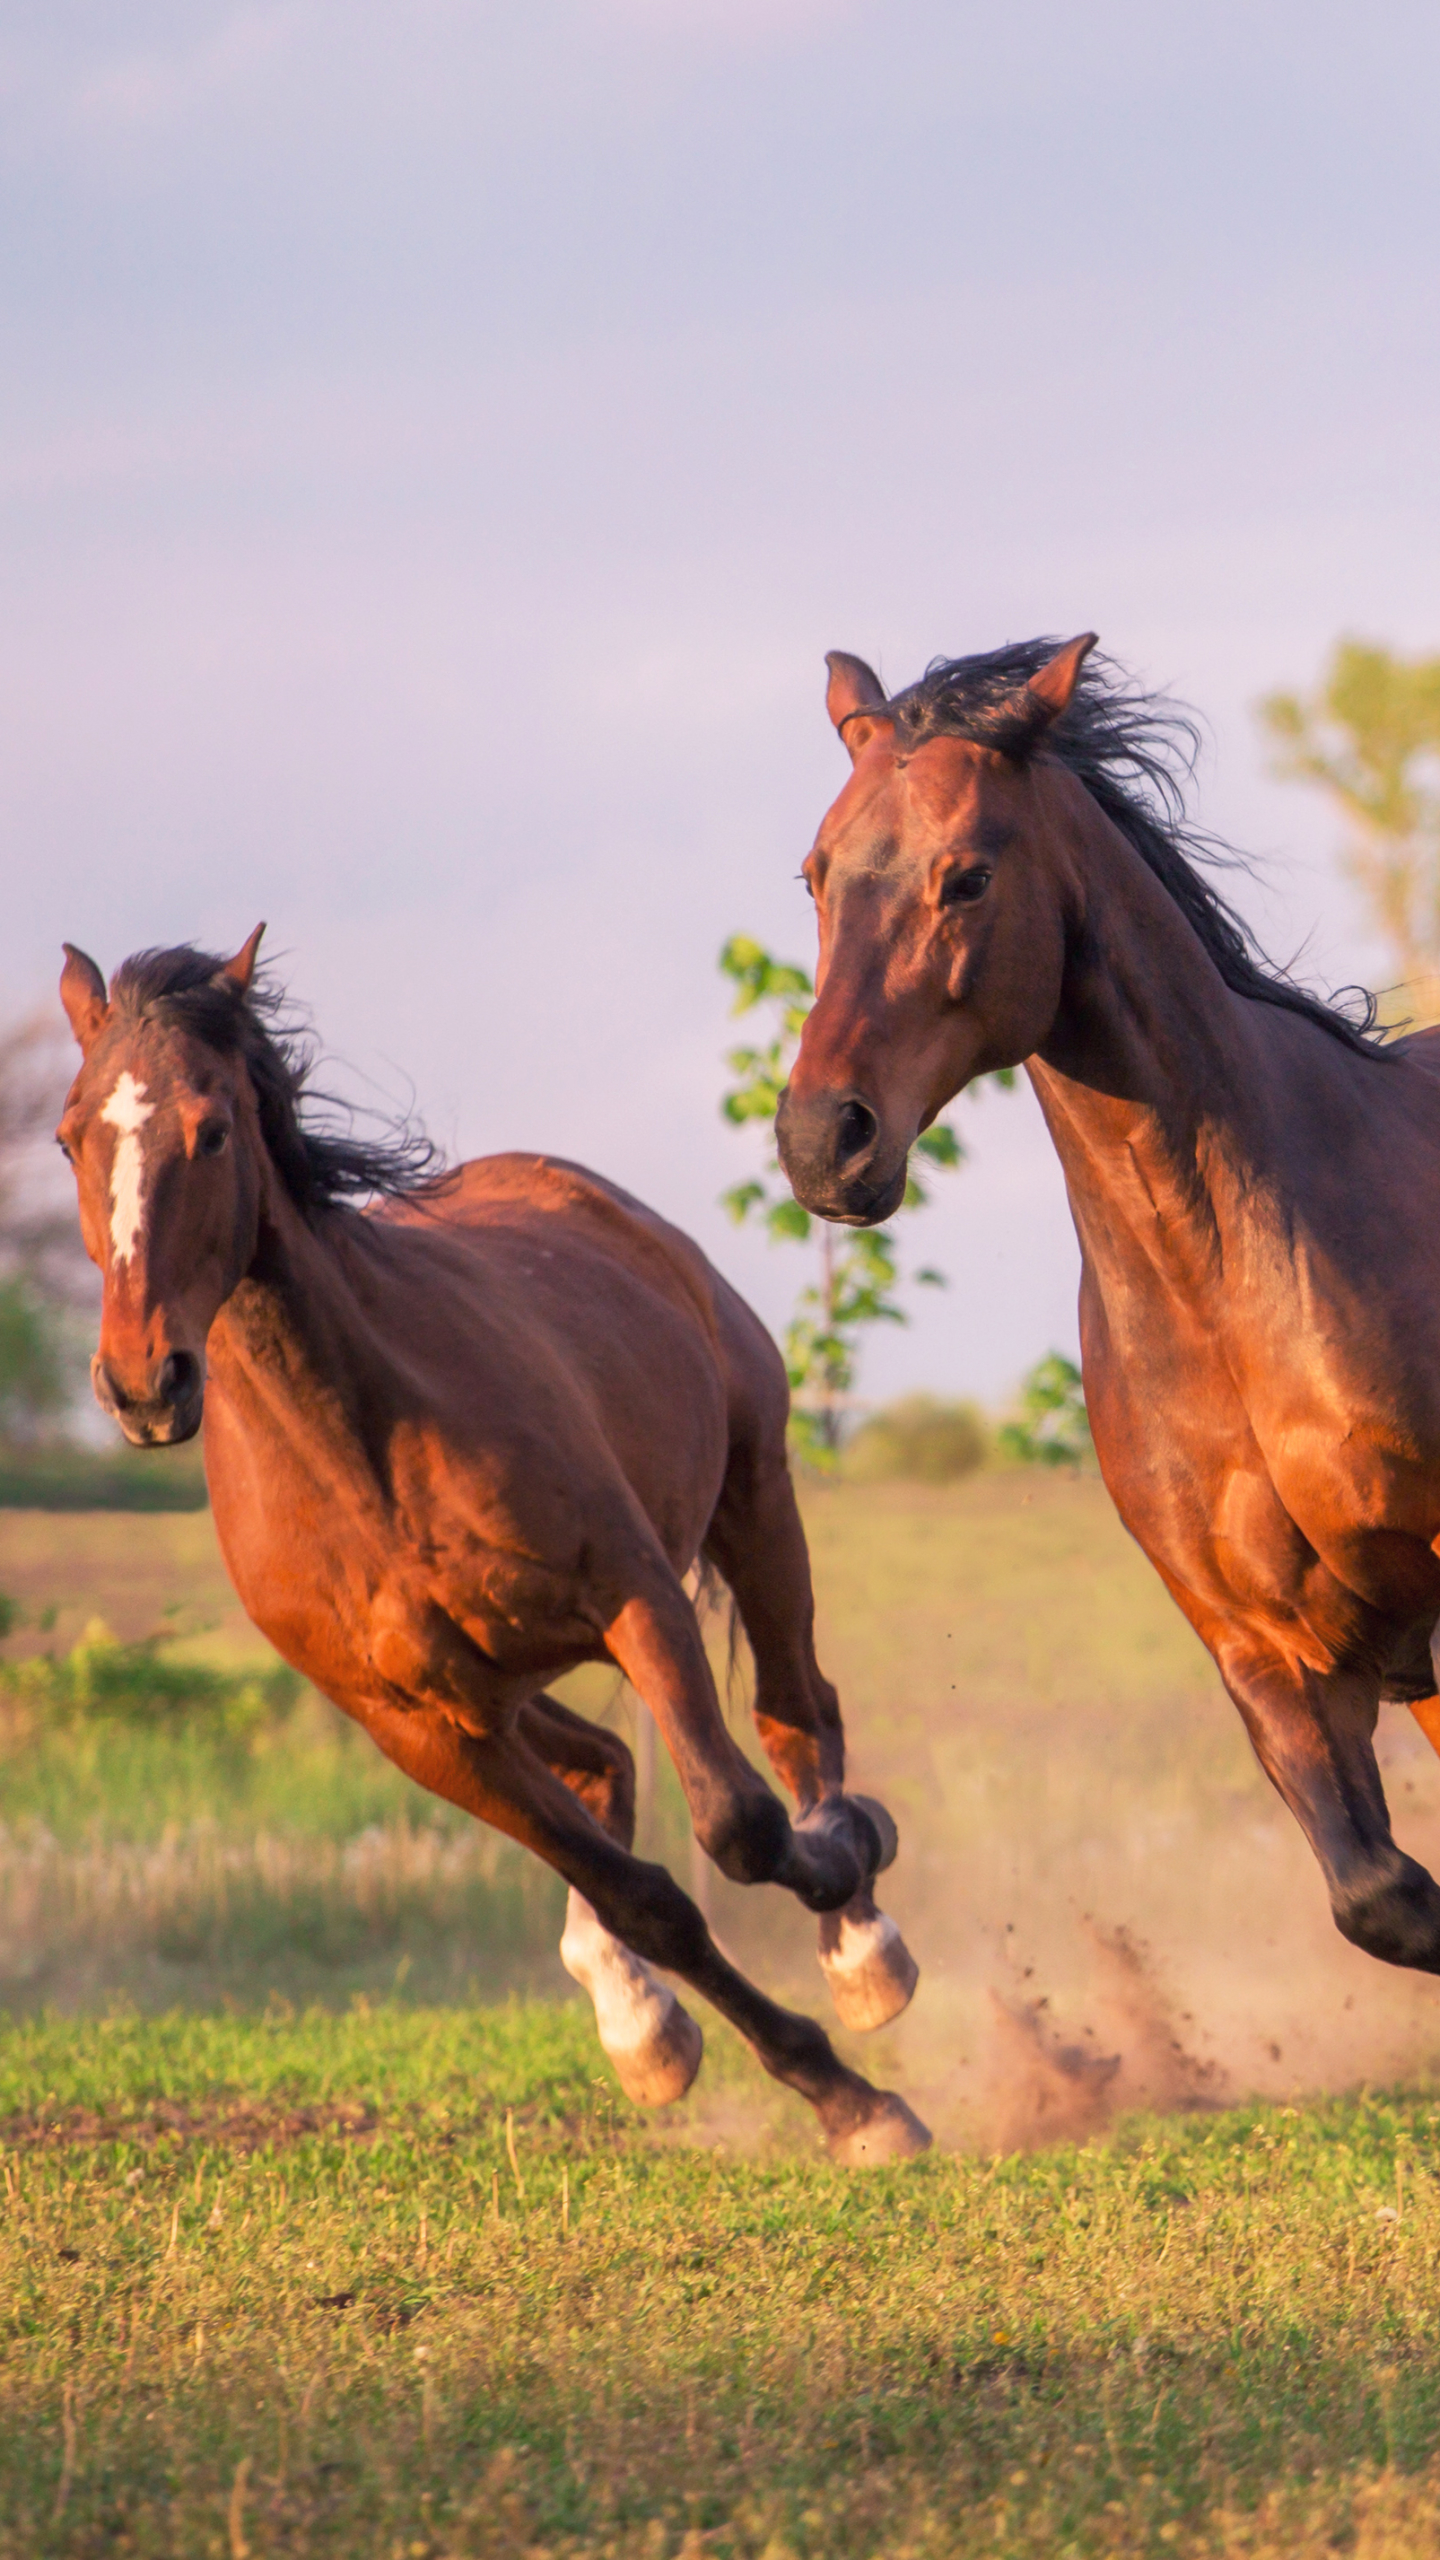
[56,932,927,2162]
[779,634,1440,1982]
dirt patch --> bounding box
[0,2095,381,2152]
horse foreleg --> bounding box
[606,1574,892,1919]
[1223,1641,1440,1970]
[359,1688,930,2163]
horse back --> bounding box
[378,1150,726,1342]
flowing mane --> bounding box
[883,638,1383,1056]
[108,945,445,1211]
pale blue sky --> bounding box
[4,2,1438,1397]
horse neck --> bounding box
[1023,801,1276,1288]
[208,1150,391,1452]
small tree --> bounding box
[1259,639,1440,1009]
[0,1277,68,1441]
[719,936,991,1459]
[997,1352,1093,1469]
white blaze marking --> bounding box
[99,1072,156,1266]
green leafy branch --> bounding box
[996,1352,1093,1469]
[718,935,1002,1458]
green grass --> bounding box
[9,1487,1440,2549]
[6,2006,1440,2556]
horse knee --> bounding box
[1333,1850,1440,1972]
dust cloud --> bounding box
[690,1673,1440,2159]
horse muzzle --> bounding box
[91,1348,205,1447]
[775,1084,908,1226]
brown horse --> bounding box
[56,931,927,2162]
[779,633,1440,1981]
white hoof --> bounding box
[827,2092,932,2167]
[818,1895,920,2032]
[560,1889,703,2107]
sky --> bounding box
[3,0,1439,1401]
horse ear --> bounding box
[825,651,892,764]
[1025,633,1098,726]
[60,944,109,1054]
[215,923,266,995]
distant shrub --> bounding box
[0,1441,209,1511]
[0,1623,299,1736]
[844,1393,988,1484]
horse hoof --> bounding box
[560,1888,704,2107]
[827,2092,932,2167]
[818,1899,919,2031]
[607,1999,705,2108]
[850,1794,898,1874]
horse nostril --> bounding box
[834,1097,879,1168]
[92,1359,128,1413]
[157,1351,199,1407]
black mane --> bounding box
[109,946,446,1212]
[884,639,1383,1056]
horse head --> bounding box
[776,634,1096,1223]
[56,927,268,1444]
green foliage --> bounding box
[719,937,978,1454]
[997,1350,1093,1469]
[1260,638,1440,994]
[0,1622,300,1734]
[844,1391,988,1483]
[5,2012,1440,2555]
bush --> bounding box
[0,1623,299,1735]
[844,1392,988,1484]
[0,1440,209,1510]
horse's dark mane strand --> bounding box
[109,946,447,1212]
[884,639,1384,1055]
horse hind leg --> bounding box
[699,1354,920,2030]
[1225,1643,1440,1972]
[520,1692,703,2106]
[559,1886,703,2105]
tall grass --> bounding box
[0,1629,570,2010]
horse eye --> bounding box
[56,1136,74,1164]
[941,866,993,907]
[198,1122,230,1158]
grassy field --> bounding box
[9,1481,1440,2553]
[6,2005,1440,2557]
